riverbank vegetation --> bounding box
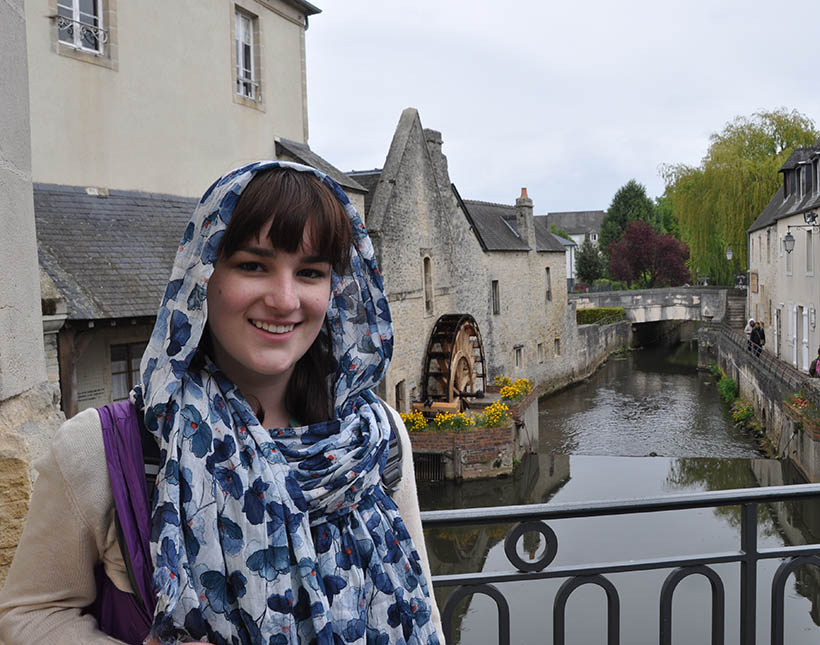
[708,362,772,455]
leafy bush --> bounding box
[708,362,724,378]
[731,400,754,423]
[500,378,534,402]
[400,409,428,432]
[475,400,512,428]
[576,307,626,325]
[717,377,738,403]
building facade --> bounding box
[353,108,569,412]
[747,142,820,371]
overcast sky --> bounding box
[304,0,819,214]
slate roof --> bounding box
[275,139,366,193]
[34,184,197,320]
[545,210,606,236]
[457,196,565,253]
[748,143,820,233]
[347,169,382,215]
[533,217,575,252]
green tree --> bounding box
[599,179,657,259]
[575,237,605,284]
[654,194,679,238]
[663,108,818,285]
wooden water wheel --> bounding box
[422,314,486,409]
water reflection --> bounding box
[418,344,820,644]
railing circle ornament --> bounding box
[503,520,558,572]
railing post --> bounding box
[739,502,757,645]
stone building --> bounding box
[747,141,820,370]
[351,108,569,412]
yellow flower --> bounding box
[400,409,428,432]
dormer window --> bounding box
[799,164,808,198]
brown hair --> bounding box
[219,168,352,274]
[211,167,353,424]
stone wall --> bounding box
[409,422,515,480]
[0,2,65,585]
[699,324,820,482]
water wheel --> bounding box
[422,314,486,409]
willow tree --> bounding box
[662,109,818,285]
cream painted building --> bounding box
[747,143,820,371]
[26,0,320,197]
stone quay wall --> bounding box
[699,324,820,482]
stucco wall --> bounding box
[26,0,309,197]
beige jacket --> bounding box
[0,407,444,644]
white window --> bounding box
[235,10,258,101]
[57,0,105,54]
[807,230,814,274]
[799,166,807,198]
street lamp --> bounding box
[726,247,733,261]
[784,231,796,254]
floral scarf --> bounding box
[132,161,439,644]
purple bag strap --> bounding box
[98,400,156,621]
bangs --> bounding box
[218,168,352,271]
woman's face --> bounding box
[206,220,332,392]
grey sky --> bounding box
[305,1,819,214]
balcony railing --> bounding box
[421,483,820,644]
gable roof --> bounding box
[275,138,366,193]
[749,141,820,233]
[35,184,196,320]
[545,210,606,236]
[533,217,575,251]
[456,196,565,253]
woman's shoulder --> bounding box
[44,407,112,514]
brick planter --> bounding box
[408,423,515,480]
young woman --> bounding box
[0,162,444,644]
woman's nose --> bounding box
[263,276,298,311]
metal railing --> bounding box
[706,322,809,394]
[421,483,820,644]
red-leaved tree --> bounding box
[608,221,690,288]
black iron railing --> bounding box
[421,483,820,644]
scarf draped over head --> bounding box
[132,161,439,644]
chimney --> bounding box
[515,187,535,248]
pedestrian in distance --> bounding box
[750,322,762,358]
[744,318,755,352]
[810,347,820,377]
[0,162,444,644]
[755,321,765,358]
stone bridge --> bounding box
[570,287,743,325]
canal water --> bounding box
[417,344,820,645]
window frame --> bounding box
[545,267,552,303]
[57,0,105,54]
[232,5,264,110]
[491,280,500,315]
[422,256,433,316]
[110,341,147,402]
[50,0,117,69]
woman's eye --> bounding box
[238,261,265,272]
[298,268,327,279]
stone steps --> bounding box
[726,295,747,330]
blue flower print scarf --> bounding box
[132,161,439,644]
